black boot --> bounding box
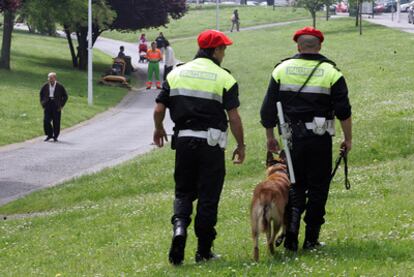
[195,240,220,263]
[303,225,324,250]
[168,219,187,266]
[284,207,301,252]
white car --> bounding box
[247,1,259,5]
[401,0,414,11]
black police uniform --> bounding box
[156,52,240,262]
[260,53,352,249]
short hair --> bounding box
[120,46,124,50]
[297,35,321,51]
[48,72,56,78]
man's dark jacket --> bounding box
[39,82,68,110]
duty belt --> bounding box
[177,129,207,139]
[177,129,227,148]
[305,119,335,136]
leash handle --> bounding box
[330,148,351,190]
[343,153,351,190]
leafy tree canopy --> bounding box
[0,0,21,12]
[108,0,187,31]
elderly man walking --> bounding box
[39,72,68,142]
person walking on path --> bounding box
[156,32,167,54]
[146,42,163,89]
[153,29,245,266]
[230,9,240,32]
[39,72,68,142]
[260,26,352,252]
[163,40,176,80]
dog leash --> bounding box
[330,149,351,190]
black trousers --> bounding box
[289,134,332,227]
[43,100,61,139]
[172,137,225,242]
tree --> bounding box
[295,0,324,27]
[18,0,57,36]
[69,0,188,70]
[21,0,187,70]
[63,0,115,70]
[324,0,335,21]
[0,0,21,69]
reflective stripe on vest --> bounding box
[170,88,223,103]
[167,58,236,103]
[272,59,343,96]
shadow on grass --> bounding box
[166,239,413,273]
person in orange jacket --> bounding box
[146,42,163,89]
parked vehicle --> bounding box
[401,0,414,11]
[383,0,396,12]
[384,0,411,12]
[374,2,385,13]
[336,1,348,12]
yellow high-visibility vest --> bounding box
[167,58,236,104]
[272,59,343,96]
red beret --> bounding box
[197,30,233,49]
[293,27,324,43]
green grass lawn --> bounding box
[0,19,413,275]
[0,30,128,146]
[102,6,317,43]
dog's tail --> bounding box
[251,191,274,261]
[252,192,273,234]
[261,193,273,233]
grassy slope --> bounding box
[102,6,315,42]
[0,30,128,146]
[0,19,413,275]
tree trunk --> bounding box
[0,10,15,70]
[75,26,102,70]
[64,25,78,68]
[76,28,88,70]
[355,0,360,26]
[326,4,330,21]
[311,11,316,27]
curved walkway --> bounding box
[0,38,172,206]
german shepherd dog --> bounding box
[251,151,291,261]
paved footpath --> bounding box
[0,37,172,206]
[364,12,414,34]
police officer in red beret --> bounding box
[153,29,245,265]
[260,27,352,251]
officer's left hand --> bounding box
[153,128,168,147]
[232,145,245,164]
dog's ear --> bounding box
[266,151,274,167]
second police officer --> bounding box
[260,27,353,252]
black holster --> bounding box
[171,127,178,150]
[290,121,314,139]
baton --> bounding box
[277,101,296,184]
